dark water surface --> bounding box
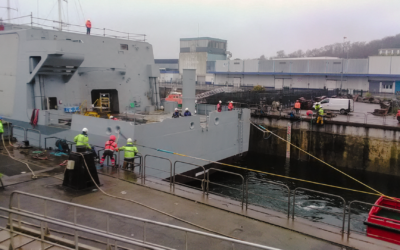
[205,153,400,233]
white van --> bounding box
[313,98,354,114]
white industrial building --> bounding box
[208,56,400,94]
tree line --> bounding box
[259,33,400,60]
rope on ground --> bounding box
[249,121,390,199]
[2,122,37,179]
[76,153,239,240]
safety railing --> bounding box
[7,191,278,250]
[11,125,27,142]
[206,168,245,208]
[347,200,400,237]
[26,128,42,149]
[292,187,346,235]
[344,111,366,124]
[143,155,173,185]
[1,206,166,250]
[173,161,206,193]
[117,152,143,174]
[246,177,291,218]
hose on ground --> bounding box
[2,121,37,179]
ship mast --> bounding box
[58,0,62,30]
[7,0,10,22]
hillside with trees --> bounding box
[262,33,400,59]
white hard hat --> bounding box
[219,101,222,103]
[110,116,113,119]
[82,128,88,133]
[175,108,178,111]
[127,138,133,143]
[185,108,188,111]
[230,101,233,103]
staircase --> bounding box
[195,87,243,102]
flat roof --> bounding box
[180,37,227,42]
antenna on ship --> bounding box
[57,0,68,31]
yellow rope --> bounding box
[249,122,393,199]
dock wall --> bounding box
[250,117,400,176]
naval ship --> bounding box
[0,20,250,179]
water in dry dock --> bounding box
[205,153,400,233]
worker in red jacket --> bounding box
[100,135,118,167]
[228,101,234,111]
[217,101,222,112]
[86,20,91,35]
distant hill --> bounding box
[265,33,400,59]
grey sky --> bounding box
[2,0,399,59]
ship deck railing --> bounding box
[2,15,146,42]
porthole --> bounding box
[190,122,195,129]
[214,117,220,125]
[106,127,112,135]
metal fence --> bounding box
[5,191,278,250]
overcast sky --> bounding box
[2,0,399,59]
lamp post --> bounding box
[340,37,347,94]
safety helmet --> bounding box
[219,101,222,103]
[109,116,113,119]
[82,128,88,133]
[230,101,233,103]
[109,135,116,141]
[185,108,188,111]
[175,108,178,111]
[127,138,133,143]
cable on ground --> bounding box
[2,121,37,179]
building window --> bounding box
[120,44,128,50]
[333,62,341,64]
[279,62,286,64]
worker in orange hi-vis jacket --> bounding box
[86,20,92,35]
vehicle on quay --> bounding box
[313,98,354,114]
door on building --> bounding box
[274,79,283,89]
[395,81,400,95]
[326,80,337,90]
[233,77,241,87]
[368,81,380,93]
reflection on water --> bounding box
[206,153,400,233]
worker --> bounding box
[0,117,3,150]
[100,135,118,167]
[184,108,192,116]
[317,107,324,125]
[315,102,321,111]
[217,101,222,112]
[172,108,182,118]
[74,128,98,159]
[294,100,301,114]
[86,19,91,35]
[228,101,234,111]
[396,110,400,123]
[109,116,119,121]
[118,138,139,170]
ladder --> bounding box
[195,87,244,101]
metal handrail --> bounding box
[292,187,346,234]
[11,125,27,141]
[8,192,279,250]
[143,154,172,185]
[173,161,206,193]
[246,177,291,218]
[26,128,41,149]
[206,168,245,208]
[2,206,164,250]
[347,200,400,236]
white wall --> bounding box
[244,60,259,72]
[0,34,19,116]
[369,56,391,74]
[179,52,207,76]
